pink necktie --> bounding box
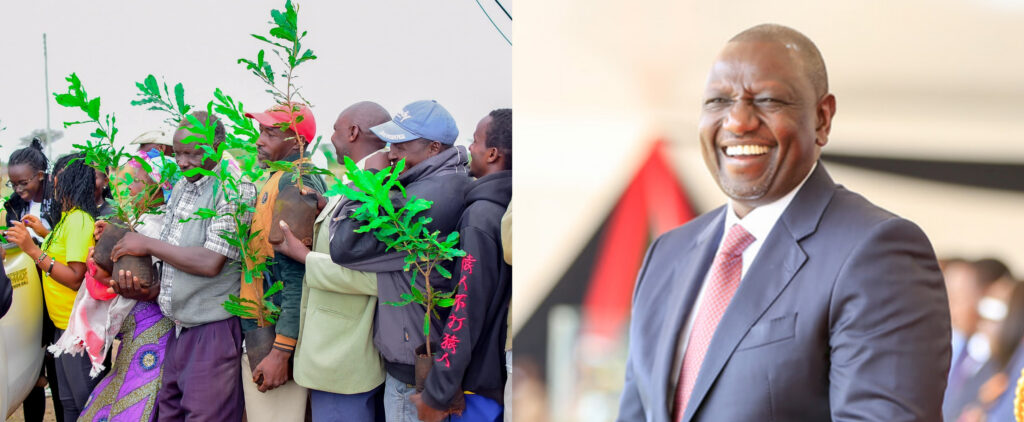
[674,224,755,421]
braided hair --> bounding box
[52,153,100,218]
[6,138,59,225]
[43,153,100,251]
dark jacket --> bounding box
[0,260,11,318]
[331,146,471,384]
[422,170,511,409]
[4,189,57,231]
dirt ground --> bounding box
[6,394,56,422]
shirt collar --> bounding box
[724,161,817,241]
[183,174,216,191]
[356,148,386,170]
[342,148,387,184]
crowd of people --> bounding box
[942,257,1024,421]
[1,99,513,422]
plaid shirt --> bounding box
[157,175,256,319]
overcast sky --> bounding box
[0,0,512,159]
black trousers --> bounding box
[53,328,103,421]
[22,294,64,422]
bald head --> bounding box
[729,24,828,98]
[340,101,391,132]
[332,101,391,162]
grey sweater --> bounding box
[160,177,255,327]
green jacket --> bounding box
[294,194,384,394]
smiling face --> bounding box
[8,163,45,202]
[699,40,835,216]
[173,128,218,183]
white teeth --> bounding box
[725,145,770,156]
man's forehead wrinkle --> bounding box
[708,58,793,88]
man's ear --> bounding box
[430,141,442,154]
[348,125,360,143]
[815,93,836,147]
[486,146,500,164]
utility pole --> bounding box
[43,33,52,158]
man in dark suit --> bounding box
[617,24,951,422]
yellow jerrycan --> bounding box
[0,238,46,417]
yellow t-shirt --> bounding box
[41,209,95,329]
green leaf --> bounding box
[435,264,452,279]
[264,280,284,297]
[269,26,295,42]
[251,34,288,49]
[54,93,81,107]
[144,74,159,97]
[423,312,431,337]
[264,160,295,173]
[383,297,414,307]
[264,301,280,313]
[271,8,289,28]
[436,298,455,308]
[181,167,217,179]
[411,286,425,304]
[174,83,189,115]
[265,311,279,324]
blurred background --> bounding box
[512,0,1024,420]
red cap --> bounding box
[245,103,316,143]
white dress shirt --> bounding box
[671,163,817,390]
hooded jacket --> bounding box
[422,170,512,409]
[330,145,471,384]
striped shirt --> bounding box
[157,175,255,319]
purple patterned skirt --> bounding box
[79,300,173,421]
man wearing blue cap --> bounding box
[330,99,471,422]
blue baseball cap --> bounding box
[371,100,459,145]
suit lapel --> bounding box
[681,163,836,422]
[316,196,342,225]
[654,208,726,421]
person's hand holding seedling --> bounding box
[273,221,310,264]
